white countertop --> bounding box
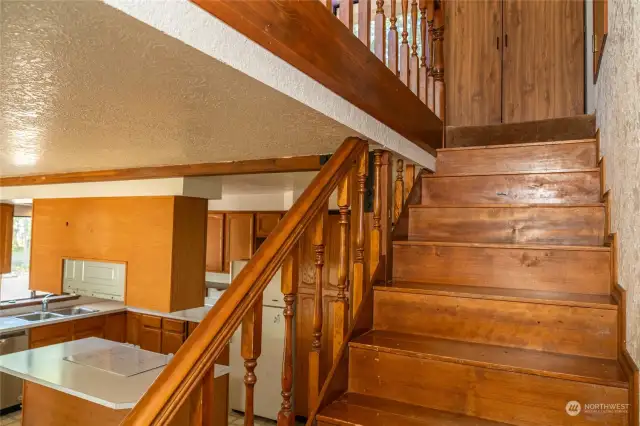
[0,337,230,409]
[0,292,224,334]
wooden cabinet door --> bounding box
[139,315,162,352]
[255,213,281,238]
[126,312,140,345]
[161,331,185,355]
[445,0,502,126]
[0,204,14,274]
[29,322,73,349]
[104,313,126,343]
[224,213,254,273]
[502,0,584,123]
[206,213,225,273]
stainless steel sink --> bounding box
[53,307,98,316]
[15,312,65,322]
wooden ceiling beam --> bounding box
[0,155,323,187]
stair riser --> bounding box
[408,206,605,246]
[437,141,597,175]
[373,290,617,359]
[393,243,610,295]
[349,347,628,426]
[422,171,600,205]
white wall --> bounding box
[593,0,640,416]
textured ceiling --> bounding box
[0,0,358,177]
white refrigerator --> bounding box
[229,260,290,420]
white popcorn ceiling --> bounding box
[594,0,640,401]
[0,0,435,178]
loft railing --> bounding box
[330,0,446,123]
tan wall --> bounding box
[594,0,640,413]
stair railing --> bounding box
[331,0,446,124]
[120,137,393,425]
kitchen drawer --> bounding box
[162,318,185,333]
[30,322,73,344]
[73,316,106,332]
[140,314,162,329]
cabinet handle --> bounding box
[505,34,508,48]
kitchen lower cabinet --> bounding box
[104,313,126,343]
[72,316,105,340]
[161,318,186,355]
[139,314,163,353]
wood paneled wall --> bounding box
[30,196,207,312]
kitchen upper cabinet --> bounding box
[446,0,584,126]
[30,196,207,312]
[446,0,502,126]
[502,0,584,123]
[224,213,254,273]
[206,213,225,273]
[255,213,281,238]
[0,204,14,274]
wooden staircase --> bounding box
[316,139,631,425]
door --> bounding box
[224,213,254,273]
[502,0,584,123]
[206,213,224,272]
[445,0,502,126]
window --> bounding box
[0,216,42,302]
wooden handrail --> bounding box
[120,138,368,426]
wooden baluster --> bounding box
[400,0,410,85]
[418,0,429,103]
[201,368,214,426]
[427,0,435,112]
[370,151,383,278]
[308,207,327,415]
[333,175,351,360]
[409,0,420,94]
[388,0,399,75]
[394,159,404,222]
[339,0,353,29]
[374,0,386,62]
[352,150,368,316]
[241,298,263,426]
[404,163,415,201]
[433,1,445,127]
[358,0,371,48]
[277,252,298,426]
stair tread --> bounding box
[424,167,600,178]
[318,393,510,425]
[437,138,595,152]
[384,281,617,309]
[351,330,628,388]
[393,240,610,251]
[409,202,605,209]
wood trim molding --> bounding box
[0,156,323,187]
[189,0,442,153]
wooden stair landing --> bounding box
[352,329,627,388]
[317,393,510,426]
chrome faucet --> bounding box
[41,294,55,312]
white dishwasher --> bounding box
[0,330,28,411]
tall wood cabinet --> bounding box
[446,0,584,126]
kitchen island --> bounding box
[0,337,230,426]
